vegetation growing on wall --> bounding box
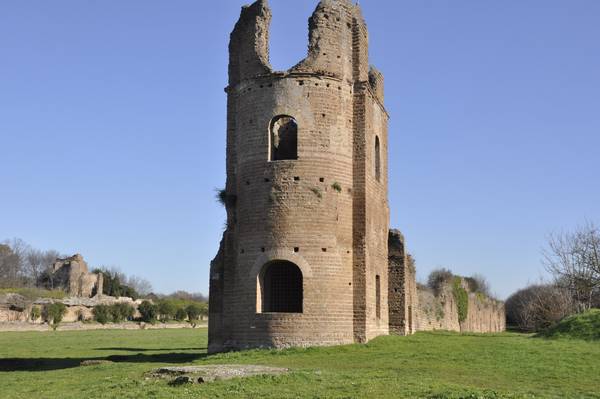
[452,277,469,323]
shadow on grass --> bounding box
[0,352,209,372]
[95,347,207,352]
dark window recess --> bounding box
[261,261,303,313]
[376,275,381,319]
[270,116,298,161]
[375,136,381,181]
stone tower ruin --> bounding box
[209,0,390,353]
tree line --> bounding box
[506,221,600,332]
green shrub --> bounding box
[331,182,342,193]
[138,300,158,324]
[539,309,600,340]
[185,303,203,322]
[157,300,177,321]
[452,277,469,323]
[175,307,187,322]
[110,303,135,323]
[93,305,111,324]
[43,303,67,330]
[30,306,41,321]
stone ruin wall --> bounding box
[388,231,505,334]
[414,280,505,333]
[51,254,103,298]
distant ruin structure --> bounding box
[50,254,103,298]
[209,0,504,353]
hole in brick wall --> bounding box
[264,178,270,182]
[294,247,300,253]
[261,247,265,253]
[324,14,329,19]
[322,53,326,57]
[270,116,298,161]
[336,17,340,22]
[298,80,304,86]
[349,282,352,286]
[294,176,300,181]
[260,85,264,88]
[315,82,319,86]
[246,181,251,185]
[259,261,303,313]
[249,119,253,124]
[322,113,326,118]
[326,83,330,88]
[322,248,327,252]
[376,275,381,319]
[319,178,325,182]
[347,23,352,29]
[338,86,342,90]
[241,249,245,254]
[347,250,350,254]
[337,55,341,59]
[375,136,381,181]
[394,288,399,293]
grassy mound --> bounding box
[0,288,66,300]
[540,309,600,340]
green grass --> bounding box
[0,329,599,398]
[540,309,600,341]
[0,287,66,300]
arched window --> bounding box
[270,116,298,161]
[259,261,303,313]
[375,136,381,181]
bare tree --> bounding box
[0,239,29,288]
[543,221,600,311]
[126,275,153,296]
[506,283,574,332]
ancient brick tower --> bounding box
[209,0,390,353]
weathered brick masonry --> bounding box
[209,0,390,353]
[209,0,504,353]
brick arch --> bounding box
[249,250,313,279]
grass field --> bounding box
[0,328,599,399]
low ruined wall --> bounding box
[415,281,505,333]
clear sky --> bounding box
[1,1,599,299]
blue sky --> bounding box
[1,0,598,299]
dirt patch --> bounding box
[149,365,289,384]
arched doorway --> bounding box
[259,261,303,313]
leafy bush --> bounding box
[43,302,67,329]
[138,300,158,323]
[175,307,187,322]
[331,182,342,193]
[539,309,600,340]
[93,305,111,324]
[157,300,177,321]
[30,306,41,321]
[92,269,139,300]
[110,303,135,323]
[185,303,204,322]
[452,277,469,323]
[427,268,454,294]
[505,284,574,332]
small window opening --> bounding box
[259,261,303,313]
[376,275,381,319]
[270,116,298,161]
[375,136,381,182]
[294,247,300,253]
